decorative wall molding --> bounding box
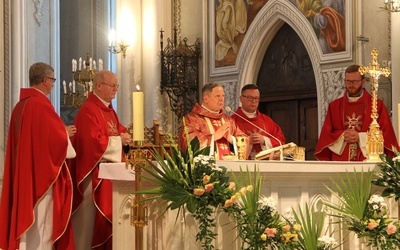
[319,67,346,123]
[217,80,240,112]
[33,0,44,26]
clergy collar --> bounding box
[201,104,220,114]
[241,108,257,118]
[347,89,364,102]
[93,92,111,107]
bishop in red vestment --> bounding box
[0,62,74,250]
[69,70,131,250]
[315,65,399,161]
[179,83,247,160]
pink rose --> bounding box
[386,223,397,235]
[203,175,210,185]
[264,228,277,237]
[367,220,379,230]
[193,188,205,196]
[205,183,214,193]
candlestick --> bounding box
[72,80,76,94]
[99,59,103,71]
[132,90,144,141]
[78,57,82,71]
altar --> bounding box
[99,160,397,250]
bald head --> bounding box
[93,70,119,102]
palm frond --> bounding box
[323,168,373,219]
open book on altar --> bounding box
[255,142,305,161]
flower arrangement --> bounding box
[137,131,236,250]
[372,152,400,201]
[324,169,400,250]
[223,167,302,250]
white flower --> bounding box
[258,196,277,210]
[318,235,337,248]
[284,208,296,224]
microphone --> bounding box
[225,106,284,161]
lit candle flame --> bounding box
[136,84,141,91]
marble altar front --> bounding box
[99,160,395,250]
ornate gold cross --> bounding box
[358,48,391,161]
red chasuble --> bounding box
[179,103,247,160]
[0,88,74,250]
[70,93,126,249]
[315,90,400,161]
[232,107,286,159]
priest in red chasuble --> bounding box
[232,84,286,160]
[315,64,400,161]
[0,62,76,250]
[179,83,247,160]
[69,70,131,250]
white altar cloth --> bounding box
[99,160,390,250]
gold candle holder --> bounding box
[125,142,150,250]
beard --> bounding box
[346,85,363,97]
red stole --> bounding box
[342,99,366,161]
[204,117,231,160]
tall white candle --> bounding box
[99,59,103,71]
[93,60,96,70]
[72,59,74,72]
[72,80,76,93]
[132,88,144,141]
[63,80,67,94]
[69,82,72,92]
[89,57,92,70]
[78,57,82,71]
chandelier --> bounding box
[159,28,201,121]
[383,0,400,12]
[62,53,103,108]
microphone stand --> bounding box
[225,106,284,161]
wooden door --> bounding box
[259,98,317,160]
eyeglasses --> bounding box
[46,77,57,83]
[101,82,120,89]
[345,79,362,85]
[242,95,260,102]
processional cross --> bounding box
[358,48,391,161]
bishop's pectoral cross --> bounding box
[358,48,391,162]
